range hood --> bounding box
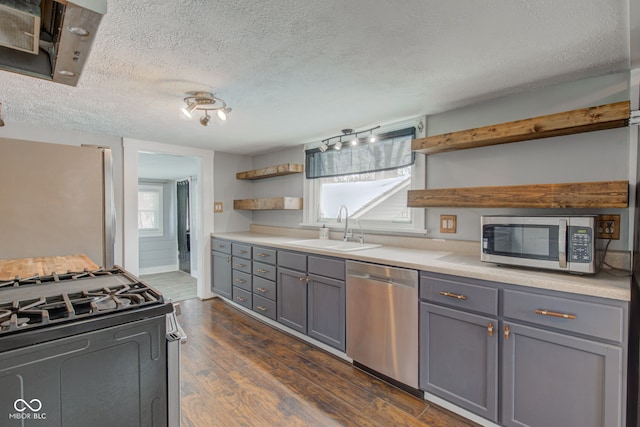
[0,0,106,86]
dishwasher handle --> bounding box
[347,272,417,289]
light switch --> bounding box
[214,202,223,213]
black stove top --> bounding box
[0,267,170,340]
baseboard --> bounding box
[139,264,179,275]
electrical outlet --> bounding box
[596,214,620,240]
[440,215,457,233]
[214,202,223,213]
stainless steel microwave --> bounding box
[481,216,597,274]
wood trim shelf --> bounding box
[236,163,304,180]
[412,101,630,155]
[407,180,628,208]
[233,197,303,210]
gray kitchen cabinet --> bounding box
[420,302,498,422]
[420,271,628,427]
[252,246,277,319]
[419,272,499,422]
[277,265,307,333]
[501,321,622,427]
[308,273,346,351]
[211,238,232,299]
[277,250,346,350]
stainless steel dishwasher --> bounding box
[346,260,419,389]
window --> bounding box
[303,125,425,233]
[138,184,164,237]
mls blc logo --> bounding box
[9,398,46,420]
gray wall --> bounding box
[424,72,631,250]
[138,179,178,273]
[252,147,305,227]
[213,151,254,232]
[217,72,633,253]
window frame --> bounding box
[302,118,426,235]
[138,184,164,237]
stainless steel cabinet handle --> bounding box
[535,309,576,320]
[235,296,246,302]
[257,268,269,273]
[256,287,268,293]
[235,250,247,254]
[257,253,269,258]
[234,263,246,268]
[256,305,267,312]
[234,279,245,284]
[504,325,510,340]
[487,322,494,337]
[439,291,467,300]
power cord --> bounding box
[597,227,632,277]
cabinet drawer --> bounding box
[231,243,252,260]
[420,273,498,316]
[253,261,276,281]
[253,294,277,321]
[253,246,276,265]
[278,250,306,271]
[211,238,231,254]
[232,270,252,292]
[253,276,276,301]
[232,256,251,274]
[503,289,625,343]
[308,255,345,281]
[232,286,252,309]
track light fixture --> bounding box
[181,91,231,126]
[319,125,380,151]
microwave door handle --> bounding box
[558,219,567,268]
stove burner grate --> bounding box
[0,267,165,335]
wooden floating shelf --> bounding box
[233,197,303,211]
[412,101,630,155]
[407,180,628,209]
[236,163,304,180]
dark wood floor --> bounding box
[179,297,480,427]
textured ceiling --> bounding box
[0,0,636,154]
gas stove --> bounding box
[0,266,179,426]
[0,266,173,352]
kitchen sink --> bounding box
[286,239,381,252]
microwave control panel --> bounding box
[569,226,593,263]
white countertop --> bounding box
[212,232,631,301]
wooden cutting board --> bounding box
[0,254,100,280]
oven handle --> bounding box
[558,219,567,269]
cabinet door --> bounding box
[502,321,623,427]
[308,274,345,351]
[211,251,232,299]
[420,302,498,422]
[277,267,307,333]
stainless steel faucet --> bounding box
[336,204,352,241]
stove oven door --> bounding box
[0,315,167,427]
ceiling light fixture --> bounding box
[319,125,381,151]
[200,112,211,126]
[181,91,231,126]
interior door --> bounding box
[177,179,190,273]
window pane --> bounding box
[318,166,411,222]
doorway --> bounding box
[122,138,215,301]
